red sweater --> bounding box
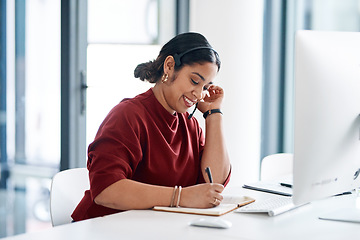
[72,89,212,221]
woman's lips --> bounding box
[183,95,196,108]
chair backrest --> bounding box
[260,153,293,181]
[50,168,89,226]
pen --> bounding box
[280,182,292,188]
[334,191,352,196]
[205,167,213,183]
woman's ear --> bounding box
[163,55,175,74]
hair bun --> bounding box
[134,60,158,83]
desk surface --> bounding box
[3,186,360,240]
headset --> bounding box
[173,46,218,67]
[174,46,218,119]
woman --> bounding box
[71,32,231,221]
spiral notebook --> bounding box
[153,195,255,216]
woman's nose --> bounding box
[192,88,204,101]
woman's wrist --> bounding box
[203,109,222,119]
[170,186,183,207]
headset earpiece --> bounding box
[173,53,182,67]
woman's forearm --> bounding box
[94,178,225,210]
[94,179,173,210]
[201,113,231,184]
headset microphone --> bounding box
[188,103,198,119]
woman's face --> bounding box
[162,62,218,114]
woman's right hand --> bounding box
[180,183,224,208]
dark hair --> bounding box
[134,32,221,83]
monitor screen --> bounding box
[293,30,360,206]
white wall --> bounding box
[190,0,264,186]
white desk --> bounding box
[3,186,360,240]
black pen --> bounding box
[205,167,213,183]
[334,191,352,196]
[280,182,292,188]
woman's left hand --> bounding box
[197,85,224,113]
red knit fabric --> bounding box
[72,89,220,221]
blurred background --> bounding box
[0,0,360,238]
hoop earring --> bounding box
[161,74,168,83]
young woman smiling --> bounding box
[71,32,231,222]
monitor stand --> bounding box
[318,195,360,223]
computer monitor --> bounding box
[293,30,360,206]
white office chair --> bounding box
[260,153,293,181]
[50,168,90,226]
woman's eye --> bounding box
[191,78,208,91]
[191,79,198,85]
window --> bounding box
[1,0,60,237]
[86,0,176,146]
[263,0,360,157]
[283,0,360,152]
